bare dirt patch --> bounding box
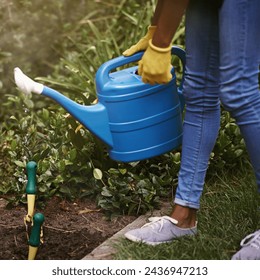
[0,196,135,260]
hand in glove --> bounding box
[123,26,156,56]
[138,39,172,85]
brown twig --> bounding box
[44,225,77,233]
[0,222,22,228]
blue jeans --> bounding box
[174,0,260,209]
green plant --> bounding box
[114,168,260,260]
[0,93,95,201]
[94,152,181,217]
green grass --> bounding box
[114,166,260,260]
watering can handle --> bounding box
[170,46,186,91]
[96,46,186,89]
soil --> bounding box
[0,196,136,260]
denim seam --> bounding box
[239,0,247,110]
[186,47,212,206]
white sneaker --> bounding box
[124,216,197,246]
[232,230,260,260]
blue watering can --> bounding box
[14,46,185,162]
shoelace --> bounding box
[240,230,260,249]
[141,216,178,232]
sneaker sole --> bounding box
[124,232,172,246]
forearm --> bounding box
[152,0,189,48]
[151,0,164,25]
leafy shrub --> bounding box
[92,152,181,217]
[0,92,96,199]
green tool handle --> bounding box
[28,213,45,247]
[26,161,37,194]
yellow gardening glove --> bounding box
[123,26,157,56]
[138,40,172,85]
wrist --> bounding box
[147,25,157,38]
[149,39,171,53]
[151,33,172,48]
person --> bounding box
[122,0,260,260]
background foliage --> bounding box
[0,0,250,217]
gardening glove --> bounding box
[123,25,157,56]
[138,39,172,85]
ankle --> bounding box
[170,204,197,228]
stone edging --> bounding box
[82,202,171,260]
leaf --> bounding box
[14,160,25,168]
[10,140,17,151]
[101,187,112,197]
[23,98,34,109]
[69,149,77,161]
[78,208,101,215]
[59,185,71,194]
[119,168,127,175]
[234,149,244,158]
[93,168,103,180]
[42,108,49,120]
[128,161,140,167]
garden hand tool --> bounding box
[138,39,172,85]
[14,46,185,162]
[28,213,45,260]
[123,25,157,56]
[24,161,37,224]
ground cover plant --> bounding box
[115,167,260,260]
[0,0,257,260]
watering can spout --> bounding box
[14,68,113,148]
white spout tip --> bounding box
[14,67,44,95]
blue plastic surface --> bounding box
[95,46,186,162]
[41,47,186,162]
